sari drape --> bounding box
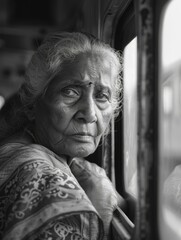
[0,141,104,240]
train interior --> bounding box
[1,0,181,240]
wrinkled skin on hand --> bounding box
[70,157,124,239]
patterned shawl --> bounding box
[0,140,104,240]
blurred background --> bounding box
[0,0,96,108]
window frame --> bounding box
[114,1,137,222]
[111,0,172,240]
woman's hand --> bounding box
[70,158,124,239]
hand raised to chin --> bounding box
[70,157,124,239]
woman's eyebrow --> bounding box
[59,79,91,86]
[55,78,83,86]
[58,78,112,92]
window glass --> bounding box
[123,37,138,198]
[159,1,181,239]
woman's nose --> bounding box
[75,96,97,123]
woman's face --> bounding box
[35,53,115,158]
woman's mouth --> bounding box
[70,133,94,142]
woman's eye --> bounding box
[95,92,110,102]
[61,87,79,98]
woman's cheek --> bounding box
[103,106,113,123]
[98,108,113,134]
[48,105,70,132]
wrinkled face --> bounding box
[35,53,115,158]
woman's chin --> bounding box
[52,138,99,158]
[67,144,96,158]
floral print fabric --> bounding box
[0,142,103,240]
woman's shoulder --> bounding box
[0,135,104,240]
[0,132,68,169]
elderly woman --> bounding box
[0,32,122,240]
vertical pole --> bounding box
[135,0,159,239]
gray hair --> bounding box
[0,32,123,140]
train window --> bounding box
[123,37,138,198]
[159,0,181,239]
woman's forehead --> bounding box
[43,52,118,98]
[61,53,114,78]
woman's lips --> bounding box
[72,132,94,136]
[70,133,94,142]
